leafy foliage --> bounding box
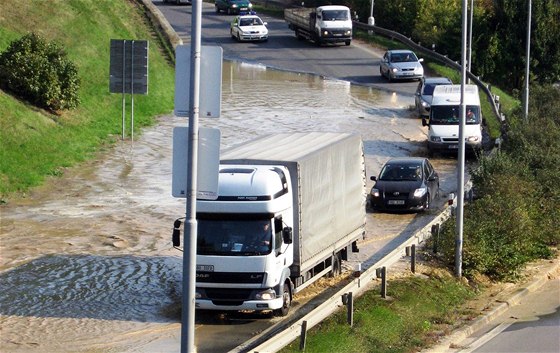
[350,0,560,93]
[0,32,80,112]
[435,84,559,280]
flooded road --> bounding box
[0,60,454,352]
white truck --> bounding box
[422,84,483,154]
[175,132,366,316]
[284,5,353,46]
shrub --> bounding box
[0,32,80,112]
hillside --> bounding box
[0,0,175,200]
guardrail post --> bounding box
[381,266,387,298]
[299,320,307,351]
[411,244,416,273]
[432,224,440,253]
[347,292,353,327]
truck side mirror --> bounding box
[370,175,377,181]
[172,219,182,247]
[283,227,293,244]
[422,117,429,127]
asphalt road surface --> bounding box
[154,0,422,97]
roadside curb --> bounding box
[426,256,560,353]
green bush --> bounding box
[433,84,559,281]
[0,32,80,112]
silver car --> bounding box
[380,49,424,81]
[414,76,453,118]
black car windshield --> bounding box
[430,105,481,124]
[379,164,422,181]
[322,10,349,21]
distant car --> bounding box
[230,14,268,42]
[415,77,453,118]
[367,157,439,212]
[380,49,424,81]
[215,0,252,15]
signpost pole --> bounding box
[122,40,126,140]
[181,0,202,351]
[131,40,134,142]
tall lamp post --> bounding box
[523,0,532,121]
[368,0,375,31]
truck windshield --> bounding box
[430,105,480,125]
[322,10,349,21]
[197,218,272,256]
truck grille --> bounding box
[205,288,253,303]
[196,271,265,284]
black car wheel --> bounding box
[424,193,430,210]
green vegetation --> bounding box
[435,85,560,281]
[281,271,476,353]
[0,0,175,200]
[0,33,80,112]
[348,0,560,92]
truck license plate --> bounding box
[197,265,214,272]
[448,144,458,149]
[388,200,405,205]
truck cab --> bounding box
[195,165,295,316]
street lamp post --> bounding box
[523,0,532,121]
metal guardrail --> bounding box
[234,205,455,353]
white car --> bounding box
[230,15,268,42]
[380,49,424,81]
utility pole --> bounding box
[467,0,473,81]
[523,0,532,121]
[456,0,468,279]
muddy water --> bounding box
[0,60,427,352]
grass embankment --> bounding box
[0,0,175,201]
[282,268,476,353]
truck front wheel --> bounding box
[273,283,291,317]
[345,40,351,46]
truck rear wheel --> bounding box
[273,283,291,317]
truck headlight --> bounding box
[370,188,380,198]
[430,136,442,142]
[256,288,276,300]
[231,4,237,8]
[421,101,430,108]
[345,30,352,35]
[248,3,253,8]
[466,136,480,142]
[322,30,329,36]
[391,68,398,73]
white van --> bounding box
[422,84,482,154]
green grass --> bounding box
[281,270,476,353]
[0,0,175,200]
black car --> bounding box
[367,157,439,212]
